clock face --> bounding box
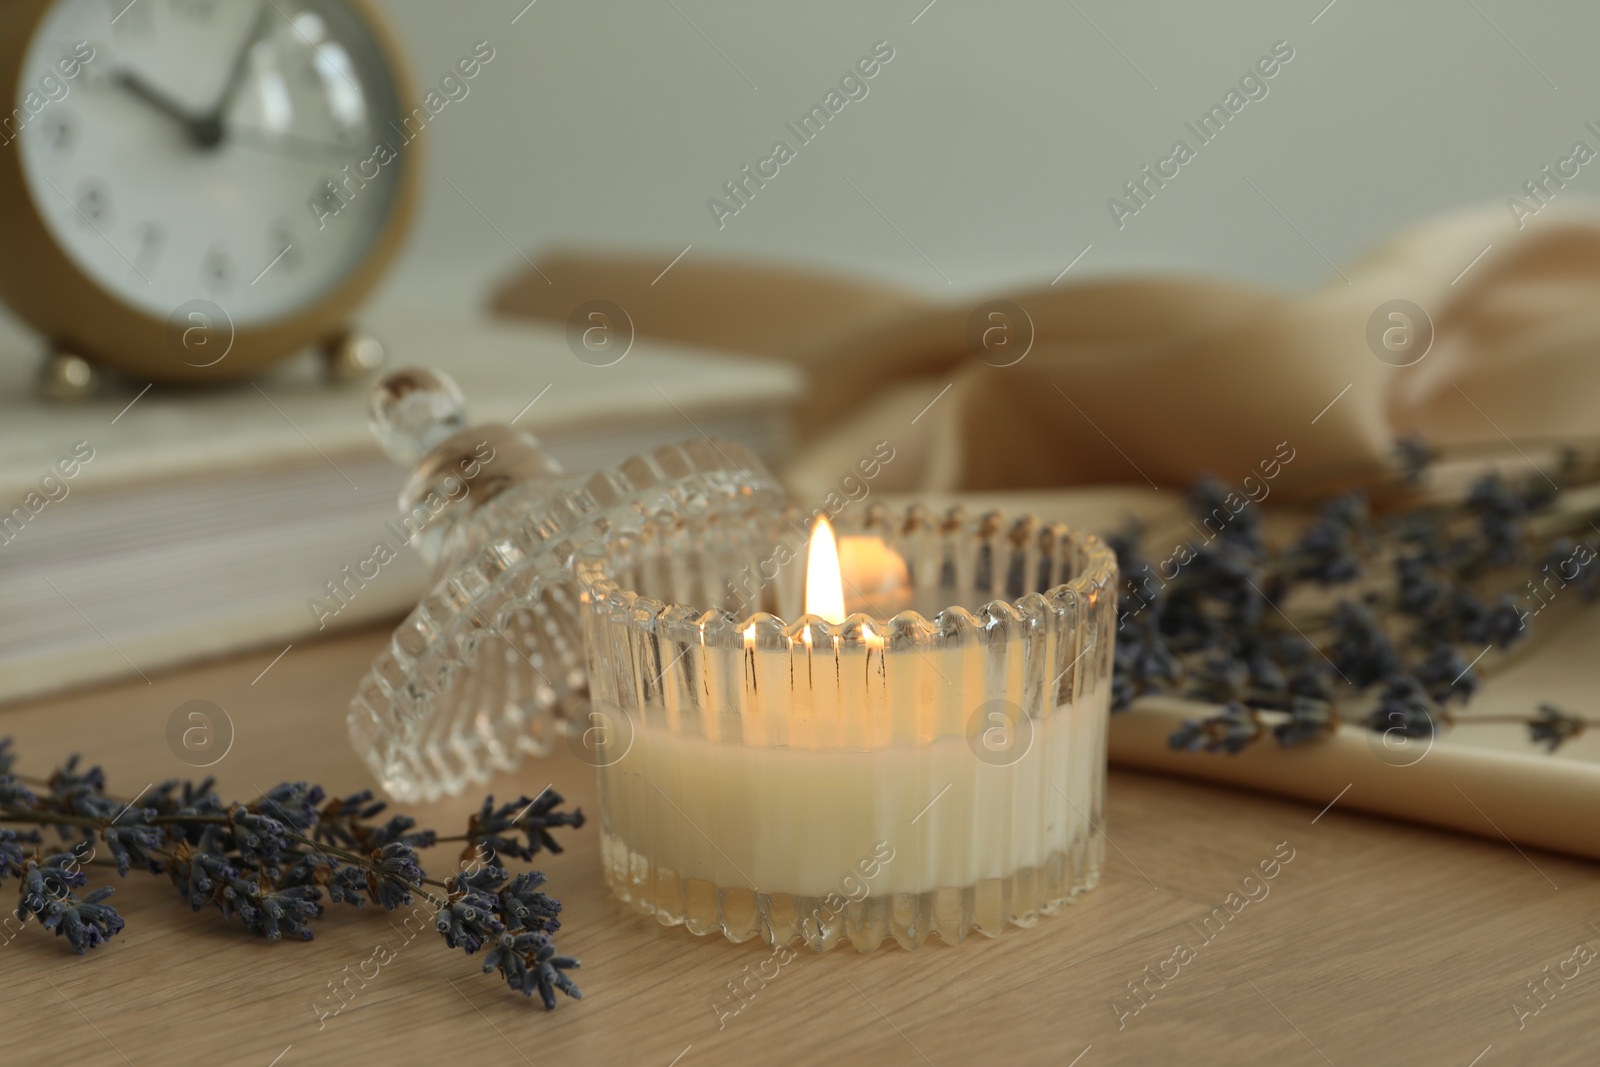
[16,0,408,330]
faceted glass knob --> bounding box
[368,367,468,464]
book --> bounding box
[0,311,803,703]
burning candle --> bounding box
[578,505,1116,951]
[805,515,848,624]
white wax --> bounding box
[600,687,1105,897]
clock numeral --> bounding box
[269,222,302,274]
[203,247,232,292]
[41,112,72,152]
[134,223,164,274]
[75,181,111,227]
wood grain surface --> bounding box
[0,627,1593,1066]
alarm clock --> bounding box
[0,0,421,393]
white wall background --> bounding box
[366,0,1600,311]
[2,0,1594,342]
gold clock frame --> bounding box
[0,0,421,385]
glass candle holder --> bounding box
[347,368,787,803]
[576,503,1117,951]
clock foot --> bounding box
[321,331,386,385]
[37,350,100,402]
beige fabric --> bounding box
[492,203,1600,501]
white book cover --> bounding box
[0,312,803,703]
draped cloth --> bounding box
[490,202,1600,860]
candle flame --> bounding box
[804,515,846,624]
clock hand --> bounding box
[203,3,275,139]
[112,70,215,146]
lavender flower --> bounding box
[466,794,586,863]
[365,842,423,910]
[255,782,326,832]
[1286,493,1367,585]
[0,828,38,881]
[313,790,387,844]
[146,778,225,832]
[436,890,505,954]
[1191,653,1251,704]
[228,807,289,865]
[1396,555,1443,616]
[1415,643,1477,704]
[1272,699,1332,748]
[23,851,88,893]
[1328,601,1402,688]
[48,756,117,832]
[2,740,584,1009]
[484,931,582,1009]
[1190,475,1265,551]
[1169,702,1259,754]
[1463,594,1526,649]
[499,870,562,933]
[1530,704,1585,752]
[44,886,125,954]
[47,755,106,796]
[251,882,321,941]
[1110,439,1597,758]
[1395,436,1434,484]
[0,775,37,808]
[1366,677,1436,739]
[1540,538,1600,601]
[103,818,165,876]
[1111,615,1179,711]
[1243,641,1288,695]
[214,870,263,926]
[455,865,510,895]
[313,791,436,851]
[168,841,239,911]
[281,854,368,907]
[1466,472,1535,567]
[17,853,91,929]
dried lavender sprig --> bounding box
[1113,439,1600,754]
[0,748,584,1010]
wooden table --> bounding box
[0,627,1592,1066]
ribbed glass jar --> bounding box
[576,503,1116,951]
